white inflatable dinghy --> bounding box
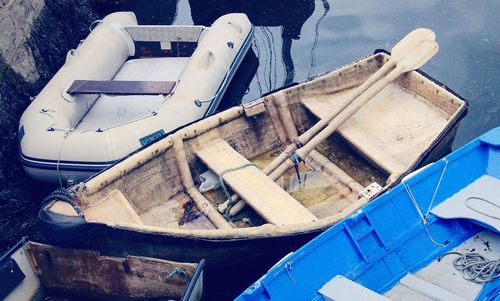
[18,12,253,184]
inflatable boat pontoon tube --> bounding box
[19,12,253,184]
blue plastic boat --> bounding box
[238,127,500,301]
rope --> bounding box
[289,153,303,182]
[41,187,82,215]
[57,129,74,187]
[424,158,448,222]
[39,108,58,131]
[166,267,189,282]
[218,162,257,215]
[40,106,158,133]
[465,197,500,220]
[89,19,102,32]
[284,262,296,284]
[402,158,448,247]
[307,0,330,79]
[440,252,500,283]
[193,59,231,108]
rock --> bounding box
[0,0,44,82]
[0,0,97,250]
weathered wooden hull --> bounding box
[39,117,462,300]
[1,238,206,301]
[40,215,320,300]
[38,50,469,300]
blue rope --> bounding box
[166,267,189,281]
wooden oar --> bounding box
[262,28,436,176]
[218,29,436,215]
[228,39,439,216]
[268,39,440,182]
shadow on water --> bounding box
[189,0,316,89]
[217,49,259,111]
[92,0,179,24]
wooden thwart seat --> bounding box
[301,92,414,176]
[195,139,317,226]
[67,80,176,95]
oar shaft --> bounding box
[262,144,298,175]
[263,59,397,176]
[296,66,402,159]
[225,31,437,217]
[225,61,399,216]
[296,59,396,147]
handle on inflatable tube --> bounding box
[228,21,243,34]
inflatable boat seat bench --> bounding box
[67,80,176,96]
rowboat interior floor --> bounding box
[384,230,499,301]
[302,82,451,175]
[139,193,217,230]
[132,134,389,230]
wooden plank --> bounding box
[195,139,317,226]
[27,242,197,300]
[301,89,412,176]
[67,80,176,95]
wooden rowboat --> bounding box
[39,51,468,299]
[1,238,205,300]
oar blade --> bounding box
[399,39,439,72]
[391,28,436,61]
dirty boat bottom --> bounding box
[139,138,387,230]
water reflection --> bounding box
[308,0,331,78]
[217,49,259,111]
[190,0,327,92]
[93,0,178,24]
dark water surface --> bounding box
[1,0,499,297]
[111,0,499,148]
